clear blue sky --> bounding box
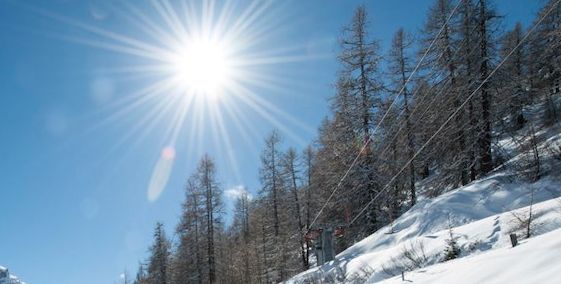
[0,1,540,283]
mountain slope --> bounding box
[288,173,561,283]
[288,105,561,284]
[378,226,561,284]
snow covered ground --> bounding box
[288,173,561,283]
[288,104,561,284]
[0,266,24,284]
[379,226,561,284]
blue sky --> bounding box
[0,1,540,283]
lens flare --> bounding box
[147,146,175,202]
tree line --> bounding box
[131,0,561,283]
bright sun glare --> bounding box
[63,1,314,202]
[172,39,231,98]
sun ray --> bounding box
[84,77,177,133]
[184,94,202,159]
[151,0,187,42]
[226,1,273,43]
[19,0,327,202]
[99,88,179,161]
[234,53,332,67]
[219,97,260,152]
[211,101,242,183]
[202,0,216,37]
[121,3,182,48]
[71,86,180,181]
[228,81,315,135]
[33,7,176,60]
[168,94,191,149]
[206,102,223,168]
[229,83,308,146]
[40,30,168,62]
[213,0,236,40]
[194,95,206,159]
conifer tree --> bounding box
[147,223,170,284]
[499,22,528,130]
[339,5,384,235]
[196,155,223,283]
[387,27,417,206]
[476,0,496,175]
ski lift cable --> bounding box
[307,0,466,232]
[349,0,561,226]
[380,34,488,157]
[307,1,476,221]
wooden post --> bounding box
[510,233,518,247]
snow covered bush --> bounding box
[381,241,432,277]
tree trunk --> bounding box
[478,0,493,175]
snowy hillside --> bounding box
[287,99,561,283]
[0,266,24,284]
[379,227,561,284]
[289,172,561,283]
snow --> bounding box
[379,227,561,284]
[288,173,561,283]
[0,266,24,284]
[288,109,561,284]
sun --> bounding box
[59,1,315,202]
[170,39,232,98]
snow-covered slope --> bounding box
[289,114,561,283]
[0,266,25,284]
[379,227,561,284]
[288,173,561,283]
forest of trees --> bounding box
[132,0,561,283]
